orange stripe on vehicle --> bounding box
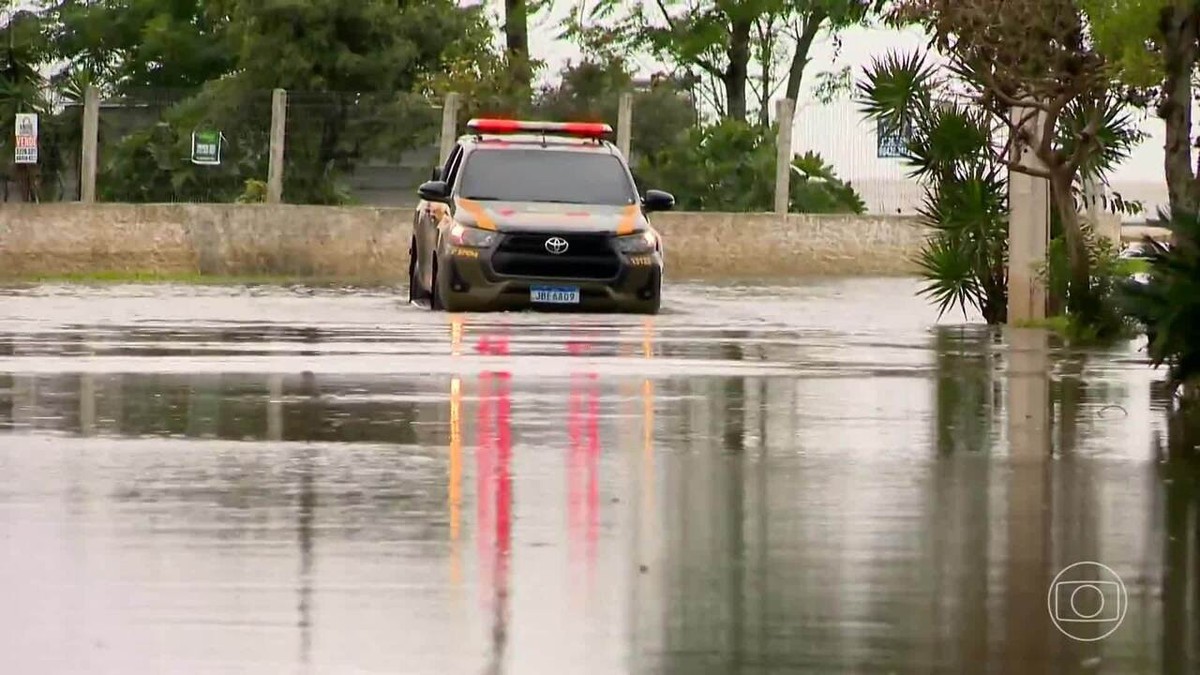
[456,198,497,230]
[617,205,639,235]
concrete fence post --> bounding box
[617,91,633,159]
[266,88,287,204]
[439,92,461,166]
[773,98,795,216]
[1007,102,1050,323]
[79,85,99,203]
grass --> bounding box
[1014,313,1139,348]
[0,270,403,287]
[1014,315,1072,334]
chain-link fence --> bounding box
[282,91,440,207]
[39,86,1173,216]
[69,88,440,206]
[91,88,273,203]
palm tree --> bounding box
[1121,210,1200,411]
[857,50,1143,327]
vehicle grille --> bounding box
[491,233,620,279]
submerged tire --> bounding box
[430,258,445,311]
[407,239,424,303]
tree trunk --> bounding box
[757,25,773,129]
[504,0,531,91]
[723,18,752,122]
[1158,4,1199,217]
[1050,171,1092,317]
[784,14,826,104]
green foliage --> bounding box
[1059,91,1148,186]
[1121,210,1200,390]
[563,0,887,122]
[633,118,864,213]
[858,50,1009,323]
[811,66,854,104]
[93,84,274,203]
[1,9,55,201]
[236,179,268,204]
[790,150,867,213]
[30,0,491,204]
[46,0,234,93]
[1040,232,1139,344]
[1079,0,1168,89]
[858,46,1147,327]
[533,58,698,161]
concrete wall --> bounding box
[0,203,936,282]
[0,203,1167,283]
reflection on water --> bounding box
[0,282,1197,674]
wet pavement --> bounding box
[0,279,1196,674]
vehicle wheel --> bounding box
[639,270,662,315]
[407,238,424,303]
[430,257,445,311]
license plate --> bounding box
[530,285,580,304]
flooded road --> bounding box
[0,279,1195,674]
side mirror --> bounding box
[431,166,442,181]
[418,180,450,203]
[642,189,675,213]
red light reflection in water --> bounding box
[565,337,601,578]
[474,332,512,662]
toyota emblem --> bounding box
[545,237,569,255]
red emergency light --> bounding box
[466,118,613,138]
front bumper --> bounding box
[437,237,662,312]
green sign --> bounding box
[191,130,222,165]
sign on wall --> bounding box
[15,113,38,164]
[876,118,911,159]
[191,130,223,165]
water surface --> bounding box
[0,279,1194,674]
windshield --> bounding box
[457,148,637,205]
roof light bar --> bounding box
[466,118,614,138]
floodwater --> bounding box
[0,279,1195,674]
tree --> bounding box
[70,0,494,204]
[417,8,541,120]
[634,118,865,213]
[859,52,1009,323]
[44,0,235,93]
[1121,211,1200,402]
[860,39,1142,328]
[1082,0,1200,218]
[532,57,698,162]
[0,8,54,201]
[896,0,1142,322]
[564,0,885,124]
[502,0,554,94]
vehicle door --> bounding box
[416,143,462,289]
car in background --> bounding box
[1120,240,1169,286]
[407,118,675,314]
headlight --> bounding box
[615,230,658,254]
[448,222,498,248]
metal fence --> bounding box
[27,86,1174,217]
[61,88,441,206]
